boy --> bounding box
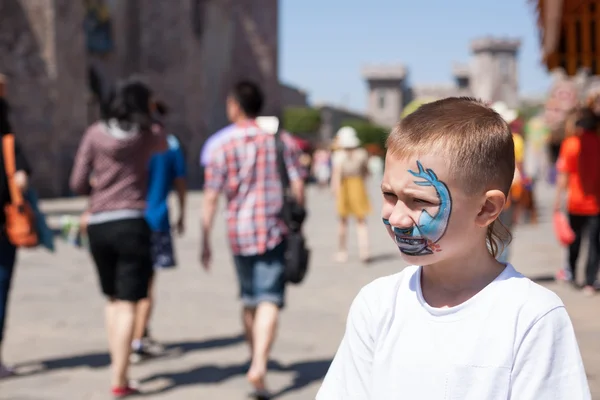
[131,109,187,362]
[317,97,589,399]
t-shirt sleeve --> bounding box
[556,139,577,174]
[203,144,227,192]
[317,288,375,399]
[200,137,215,167]
[510,307,590,399]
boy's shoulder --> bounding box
[497,264,565,318]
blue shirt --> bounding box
[145,135,186,232]
[199,124,236,167]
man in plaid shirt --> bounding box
[201,81,305,397]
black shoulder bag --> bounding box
[274,130,310,284]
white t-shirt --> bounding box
[317,265,590,400]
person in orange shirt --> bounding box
[554,108,600,295]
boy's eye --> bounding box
[382,191,397,199]
[414,198,436,205]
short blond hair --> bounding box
[386,97,515,257]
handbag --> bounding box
[2,134,38,247]
[274,129,310,284]
[553,211,575,246]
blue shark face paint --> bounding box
[383,160,452,256]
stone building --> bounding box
[280,83,309,108]
[361,65,410,128]
[0,0,279,197]
[315,103,370,143]
[363,37,521,128]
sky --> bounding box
[279,0,550,112]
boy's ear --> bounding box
[476,190,506,227]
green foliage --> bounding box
[519,104,544,123]
[282,107,321,134]
[341,119,389,150]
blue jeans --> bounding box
[233,241,286,308]
[0,235,16,343]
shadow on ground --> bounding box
[12,333,245,377]
[140,357,332,397]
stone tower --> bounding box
[469,38,521,108]
[362,65,409,128]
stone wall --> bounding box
[1,0,280,195]
[0,0,87,197]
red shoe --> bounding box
[111,386,139,398]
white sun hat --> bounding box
[491,101,518,124]
[336,126,360,149]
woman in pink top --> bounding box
[70,78,166,398]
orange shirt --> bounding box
[556,132,600,215]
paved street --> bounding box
[1,181,600,399]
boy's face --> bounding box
[381,153,490,265]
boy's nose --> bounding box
[387,203,414,230]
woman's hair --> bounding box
[0,97,12,135]
[102,77,154,131]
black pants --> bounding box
[87,218,153,301]
[549,143,562,164]
[568,214,600,286]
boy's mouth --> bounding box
[395,235,427,248]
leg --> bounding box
[242,307,256,356]
[335,217,348,262]
[356,218,370,262]
[132,273,154,351]
[247,243,286,393]
[248,302,279,393]
[112,219,153,389]
[108,300,136,388]
[133,272,154,342]
[233,254,257,358]
[584,215,600,288]
[0,236,16,368]
[568,214,588,283]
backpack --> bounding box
[2,134,38,247]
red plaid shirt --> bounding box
[204,121,304,256]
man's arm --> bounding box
[201,188,219,241]
[174,177,187,233]
[172,145,187,234]
[200,147,227,269]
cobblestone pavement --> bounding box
[1,181,599,399]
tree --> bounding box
[341,119,389,152]
[282,107,321,134]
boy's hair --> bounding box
[230,80,264,118]
[386,97,515,257]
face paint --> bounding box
[383,160,452,256]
